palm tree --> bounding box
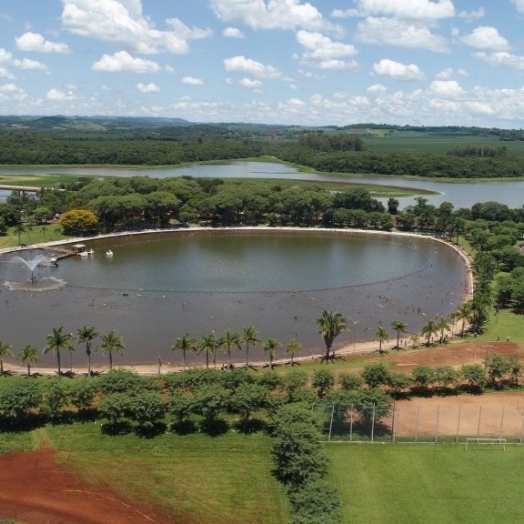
[18,344,38,377]
[375,325,389,353]
[198,333,218,369]
[219,329,241,369]
[316,310,348,361]
[410,333,420,348]
[241,325,260,368]
[77,325,98,376]
[391,320,407,349]
[285,338,301,366]
[436,316,451,343]
[96,330,125,371]
[44,326,73,377]
[172,333,195,371]
[0,339,13,375]
[455,302,472,337]
[14,222,26,246]
[263,338,281,369]
[421,319,438,346]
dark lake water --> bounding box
[0,229,467,368]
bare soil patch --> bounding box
[0,449,172,524]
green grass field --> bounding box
[328,443,524,524]
[0,424,289,524]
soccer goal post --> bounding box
[465,437,506,451]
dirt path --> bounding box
[0,448,172,524]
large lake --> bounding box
[0,229,467,368]
[1,161,523,209]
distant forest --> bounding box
[1,116,524,178]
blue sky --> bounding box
[1,0,524,127]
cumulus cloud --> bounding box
[357,17,449,52]
[13,58,47,70]
[428,80,466,99]
[511,0,524,14]
[209,0,340,33]
[461,26,510,51]
[137,82,159,93]
[46,88,76,101]
[15,32,70,53]
[475,51,524,70]
[367,83,387,93]
[295,30,358,69]
[458,8,485,20]
[182,76,204,85]
[61,0,211,54]
[224,55,287,79]
[239,78,263,90]
[92,51,162,73]
[343,0,455,21]
[223,27,244,38]
[373,58,424,81]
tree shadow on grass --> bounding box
[101,421,133,436]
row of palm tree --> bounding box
[171,326,302,370]
[0,325,124,377]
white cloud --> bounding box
[137,82,159,93]
[428,80,466,99]
[458,8,485,20]
[13,58,47,70]
[61,0,211,54]
[182,76,204,85]
[15,32,70,53]
[435,67,468,79]
[92,51,162,73]
[512,0,524,14]
[348,0,455,21]
[475,51,524,70]
[224,55,287,79]
[0,68,15,80]
[46,88,76,101]
[461,26,509,51]
[223,27,244,38]
[373,58,424,81]
[239,78,263,90]
[209,0,340,32]
[357,17,449,52]
[367,83,387,93]
[0,49,12,63]
[295,30,358,69]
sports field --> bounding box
[328,444,524,524]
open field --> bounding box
[328,444,524,524]
[0,425,289,524]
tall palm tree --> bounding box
[198,332,218,369]
[375,325,390,353]
[96,330,125,371]
[316,310,348,361]
[455,302,472,337]
[285,338,301,366]
[241,325,260,368]
[421,319,439,346]
[0,338,13,375]
[219,329,241,369]
[391,320,407,349]
[263,338,281,369]
[436,316,451,343]
[172,333,195,371]
[77,325,98,376]
[44,326,73,377]
[18,344,38,377]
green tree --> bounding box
[77,325,98,376]
[0,338,13,375]
[461,364,487,390]
[172,333,196,372]
[17,344,38,377]
[374,324,389,353]
[241,325,260,368]
[219,329,241,369]
[484,354,512,386]
[391,320,407,349]
[412,365,436,390]
[316,310,348,361]
[44,326,73,377]
[455,302,472,337]
[263,337,281,369]
[97,330,125,371]
[436,316,451,343]
[361,363,390,389]
[198,332,218,369]
[421,319,438,346]
[312,368,335,397]
[130,392,165,433]
[59,209,99,236]
[285,338,301,366]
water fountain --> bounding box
[14,254,48,283]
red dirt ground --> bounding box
[0,448,173,524]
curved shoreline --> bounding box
[0,226,474,374]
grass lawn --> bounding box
[40,423,289,524]
[0,223,67,249]
[328,443,524,524]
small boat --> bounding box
[79,251,88,257]
[106,250,113,257]
[86,249,94,255]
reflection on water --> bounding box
[0,230,467,367]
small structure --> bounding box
[72,244,86,254]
